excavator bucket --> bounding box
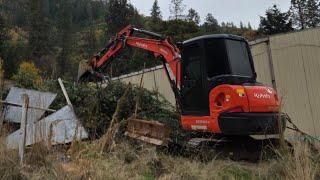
[125,118,172,146]
[77,60,93,82]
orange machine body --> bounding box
[181,85,280,134]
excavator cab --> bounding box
[181,35,256,116]
[180,35,284,135]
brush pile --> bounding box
[20,80,181,140]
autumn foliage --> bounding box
[13,61,42,89]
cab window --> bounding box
[204,39,230,79]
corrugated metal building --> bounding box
[114,28,320,139]
[251,28,320,139]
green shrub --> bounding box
[37,80,180,140]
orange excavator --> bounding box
[78,25,285,146]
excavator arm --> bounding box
[78,25,184,145]
[78,25,182,93]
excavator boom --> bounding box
[78,25,183,145]
[78,25,181,88]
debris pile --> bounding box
[4,87,56,124]
[2,83,88,151]
[0,78,181,162]
[40,80,180,140]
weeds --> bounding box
[266,141,320,180]
[0,135,319,179]
[0,138,24,180]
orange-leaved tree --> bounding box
[13,61,42,89]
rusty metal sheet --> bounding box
[125,118,171,146]
[7,105,88,149]
[4,87,57,123]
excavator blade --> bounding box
[125,118,171,146]
[77,60,93,82]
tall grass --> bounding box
[266,141,320,180]
[0,137,23,180]
[0,138,68,180]
[0,135,319,179]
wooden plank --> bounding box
[19,94,29,166]
[0,59,4,131]
[58,78,82,143]
[58,78,72,106]
[125,132,165,146]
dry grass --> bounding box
[98,84,131,153]
[265,141,320,180]
[62,138,320,180]
[0,134,319,180]
[0,139,68,180]
[0,137,23,180]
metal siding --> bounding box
[269,28,320,138]
[250,42,273,87]
[117,67,176,105]
[297,29,320,137]
[4,87,57,123]
[7,105,88,149]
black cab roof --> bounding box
[183,34,246,45]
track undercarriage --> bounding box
[125,118,289,162]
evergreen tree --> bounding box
[187,8,200,25]
[306,0,320,27]
[290,0,308,29]
[57,0,73,76]
[2,0,28,27]
[169,0,185,20]
[105,0,146,76]
[85,27,97,60]
[105,0,137,36]
[28,0,52,61]
[83,1,97,59]
[240,21,244,29]
[150,0,162,31]
[248,22,252,30]
[0,12,8,59]
[203,13,219,33]
[290,0,320,29]
[259,5,293,35]
[150,0,162,24]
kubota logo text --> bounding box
[135,42,148,49]
[254,93,271,99]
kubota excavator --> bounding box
[78,25,285,146]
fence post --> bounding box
[19,94,29,166]
[0,59,4,131]
[266,38,277,90]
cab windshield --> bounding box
[205,39,253,79]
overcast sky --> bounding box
[129,0,291,29]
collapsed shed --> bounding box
[1,85,88,150]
